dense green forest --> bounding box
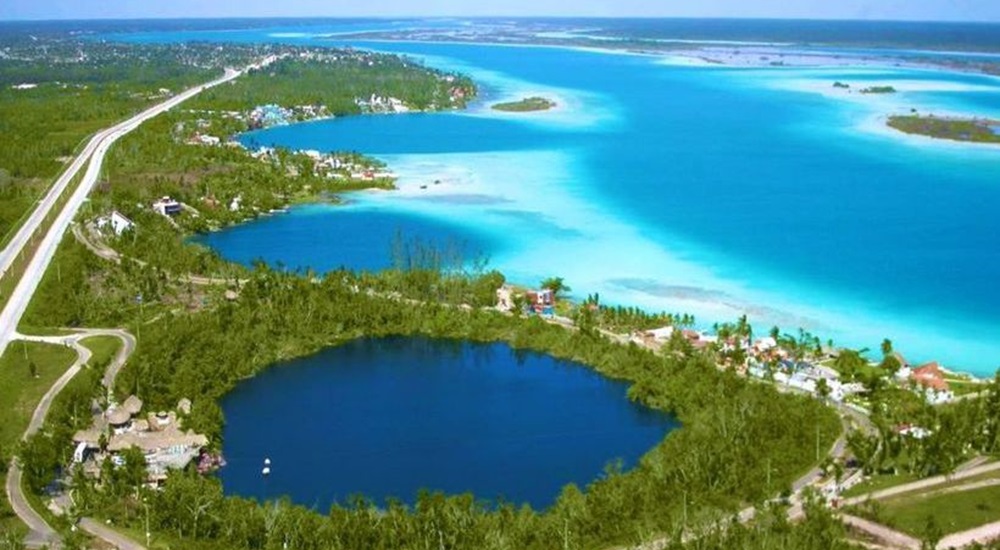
[73,49,478,275]
[10,31,991,549]
[191,52,476,114]
[0,35,285,243]
[19,242,842,548]
[847,368,1000,478]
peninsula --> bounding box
[887,114,1000,144]
[491,96,557,112]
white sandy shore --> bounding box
[310,39,1000,373]
[765,73,1000,152]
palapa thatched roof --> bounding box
[123,395,143,415]
[107,408,131,426]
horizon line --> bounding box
[3,15,1000,24]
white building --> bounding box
[645,326,675,341]
[96,210,134,235]
[152,197,182,217]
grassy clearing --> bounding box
[844,461,1000,500]
[80,335,121,369]
[0,341,77,536]
[881,483,1000,536]
[842,472,921,498]
[948,379,988,396]
[0,341,77,448]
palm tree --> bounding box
[540,277,571,300]
[881,338,894,358]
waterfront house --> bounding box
[911,362,950,392]
[526,289,555,316]
[911,362,954,404]
[152,196,182,217]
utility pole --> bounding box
[682,491,687,529]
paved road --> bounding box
[0,59,274,363]
[6,329,141,549]
[939,518,1000,548]
[6,333,93,549]
[842,460,1000,507]
[73,224,243,288]
[78,518,147,550]
[0,57,280,547]
[841,514,920,550]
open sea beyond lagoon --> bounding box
[219,337,677,510]
[128,22,1000,374]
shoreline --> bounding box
[211,44,1000,378]
[330,34,1000,77]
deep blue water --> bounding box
[195,203,498,273]
[113,21,1000,372]
[219,337,676,510]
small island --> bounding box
[491,96,557,112]
[888,114,1000,144]
[859,85,897,94]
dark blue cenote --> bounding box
[219,337,677,510]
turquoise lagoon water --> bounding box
[219,337,676,510]
[132,30,1000,373]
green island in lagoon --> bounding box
[887,114,1000,144]
[491,96,557,112]
[2,7,1000,550]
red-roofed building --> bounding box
[911,362,950,393]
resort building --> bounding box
[72,395,209,486]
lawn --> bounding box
[80,335,122,369]
[948,379,988,397]
[0,341,77,537]
[0,341,77,449]
[842,472,921,498]
[881,483,1000,536]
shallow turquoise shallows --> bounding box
[129,23,1000,373]
[219,337,677,510]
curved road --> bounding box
[6,329,136,549]
[1,57,279,549]
[0,57,280,364]
[6,329,138,549]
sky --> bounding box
[2,0,1000,22]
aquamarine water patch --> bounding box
[124,27,1000,374]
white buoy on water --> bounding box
[264,458,271,466]
[262,467,271,476]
